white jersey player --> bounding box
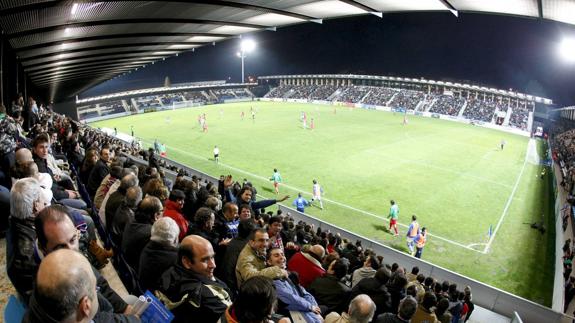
[311,179,323,210]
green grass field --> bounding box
[92,101,555,305]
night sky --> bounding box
[82,12,575,106]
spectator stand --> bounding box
[116,139,570,323]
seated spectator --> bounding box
[163,189,188,241]
[325,294,376,323]
[288,244,326,288]
[236,228,287,287]
[411,292,438,323]
[309,257,351,315]
[106,173,138,230]
[110,186,142,248]
[79,148,98,185]
[87,147,111,198]
[219,218,257,294]
[139,217,179,292]
[266,247,323,323]
[214,201,239,239]
[23,249,99,323]
[351,267,392,318]
[406,266,419,283]
[267,215,284,250]
[222,276,289,323]
[435,298,452,323]
[406,274,426,302]
[351,252,380,287]
[225,184,289,217]
[387,271,408,314]
[121,195,163,271]
[156,235,232,323]
[34,205,136,321]
[93,163,123,209]
[6,178,50,301]
[189,206,220,248]
[375,296,417,323]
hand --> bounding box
[53,174,61,181]
[311,306,322,315]
[219,238,231,246]
[223,175,233,188]
[277,195,290,202]
[124,304,134,315]
[66,190,77,199]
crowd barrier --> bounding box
[120,152,572,323]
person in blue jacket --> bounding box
[293,193,310,213]
[224,179,289,217]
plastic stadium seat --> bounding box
[4,295,26,323]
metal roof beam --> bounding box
[7,18,268,39]
[21,49,179,68]
[30,61,154,78]
[437,0,458,17]
[27,56,161,74]
[35,68,137,85]
[13,32,232,51]
[337,0,382,18]
[33,66,143,82]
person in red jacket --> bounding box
[163,189,188,241]
[287,244,326,289]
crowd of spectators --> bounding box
[0,96,477,322]
[337,85,372,103]
[429,95,466,116]
[362,87,399,107]
[508,104,533,130]
[388,90,426,111]
[309,85,340,101]
[462,98,497,123]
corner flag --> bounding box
[488,224,493,238]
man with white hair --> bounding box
[139,217,180,291]
[23,249,99,323]
[325,294,376,323]
[6,177,49,301]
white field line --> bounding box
[145,139,485,254]
[482,141,531,253]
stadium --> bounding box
[0,1,574,323]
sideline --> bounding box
[140,137,486,254]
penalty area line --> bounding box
[143,138,485,254]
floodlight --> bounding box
[240,39,256,52]
[559,38,575,63]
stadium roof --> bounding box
[1,0,573,101]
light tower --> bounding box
[237,39,256,83]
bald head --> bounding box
[35,249,98,322]
[309,244,325,260]
[15,148,33,165]
[179,235,216,280]
[348,294,376,323]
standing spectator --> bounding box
[435,298,453,323]
[464,286,474,322]
[214,202,239,239]
[351,267,392,318]
[110,186,142,248]
[388,200,399,236]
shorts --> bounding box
[273,182,279,188]
[214,154,219,158]
[389,219,397,226]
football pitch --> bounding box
[91,101,555,305]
